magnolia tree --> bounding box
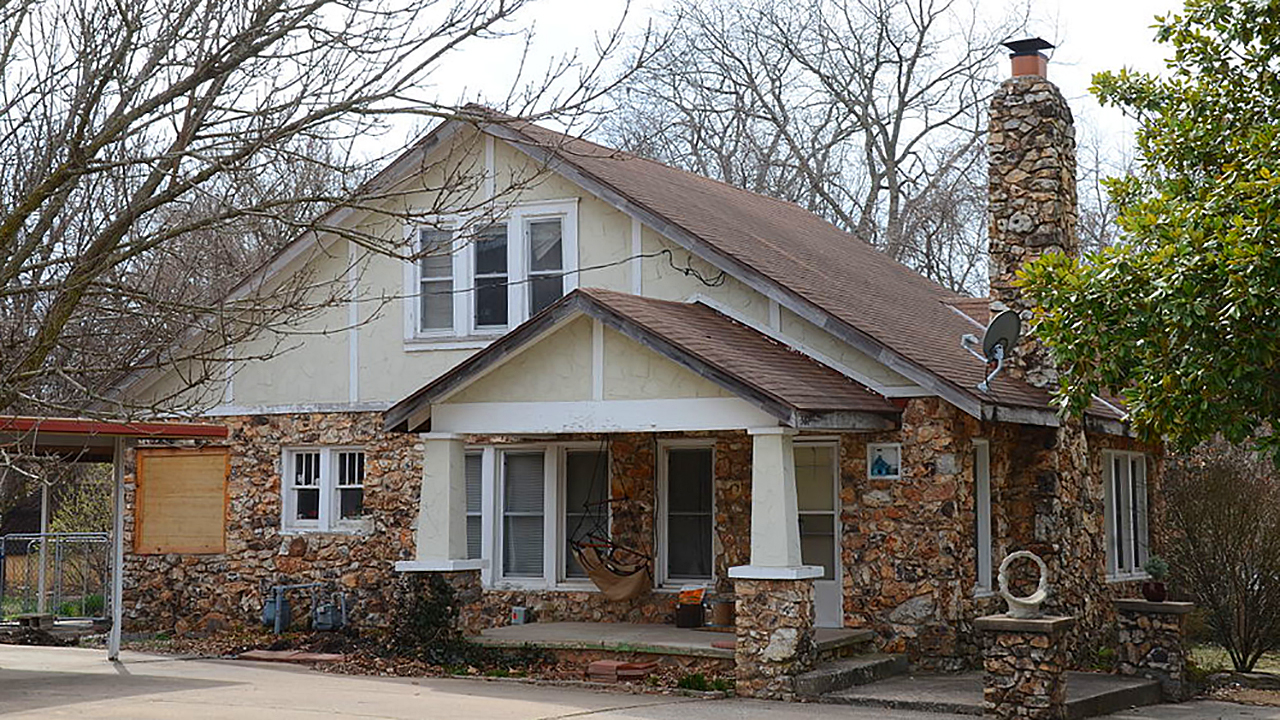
[1021,0,1280,452]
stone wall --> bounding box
[123,412,420,634]
[1116,599,1193,701]
[123,422,751,634]
[734,577,816,700]
[838,396,1160,670]
[978,615,1075,720]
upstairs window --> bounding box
[474,223,509,329]
[283,448,366,532]
[418,229,454,333]
[408,200,577,341]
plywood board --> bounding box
[134,448,228,554]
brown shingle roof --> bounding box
[582,289,898,414]
[495,120,1066,412]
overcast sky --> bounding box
[409,0,1178,159]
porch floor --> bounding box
[472,621,872,660]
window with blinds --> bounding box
[502,451,545,578]
[564,449,608,579]
[418,228,454,332]
[465,452,483,560]
[665,447,713,581]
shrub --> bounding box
[676,673,710,691]
[1165,440,1280,671]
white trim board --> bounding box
[432,398,778,434]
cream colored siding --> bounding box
[129,126,923,413]
[448,317,593,403]
[603,330,733,401]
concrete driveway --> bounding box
[1,645,1274,720]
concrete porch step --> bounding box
[794,653,909,697]
[817,671,1163,719]
[814,627,876,661]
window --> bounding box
[465,452,483,560]
[527,217,564,316]
[796,444,837,581]
[1104,451,1149,578]
[282,448,366,532]
[563,449,608,579]
[408,200,577,341]
[418,229,454,332]
[474,223,509,329]
[502,451,545,578]
[661,446,714,583]
[974,440,992,594]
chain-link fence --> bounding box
[1,533,110,619]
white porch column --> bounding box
[395,432,486,572]
[729,427,822,580]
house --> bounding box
[113,46,1157,695]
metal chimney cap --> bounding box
[1003,38,1055,57]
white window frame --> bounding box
[794,439,840,582]
[1103,450,1150,581]
[558,445,612,585]
[481,442,609,590]
[973,439,993,596]
[405,199,579,344]
[656,440,716,588]
[281,447,368,534]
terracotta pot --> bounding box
[1141,581,1167,603]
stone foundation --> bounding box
[734,577,816,700]
[977,614,1074,720]
[1116,599,1193,701]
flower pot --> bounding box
[1141,581,1167,602]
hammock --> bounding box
[567,440,654,601]
[572,542,653,602]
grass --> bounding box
[1191,644,1280,675]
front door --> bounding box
[795,443,841,627]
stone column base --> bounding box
[733,576,816,700]
[1116,599,1194,701]
[976,614,1074,720]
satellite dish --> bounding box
[961,310,1022,393]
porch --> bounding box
[471,620,875,660]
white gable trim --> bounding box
[687,294,930,399]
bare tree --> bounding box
[602,0,1026,295]
[0,0,653,418]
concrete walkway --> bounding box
[0,644,1274,719]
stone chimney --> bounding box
[988,38,1077,389]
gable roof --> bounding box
[478,115,1122,426]
[384,288,900,433]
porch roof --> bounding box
[385,289,901,434]
[0,415,228,462]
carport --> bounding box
[0,416,228,660]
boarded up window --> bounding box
[135,448,228,554]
